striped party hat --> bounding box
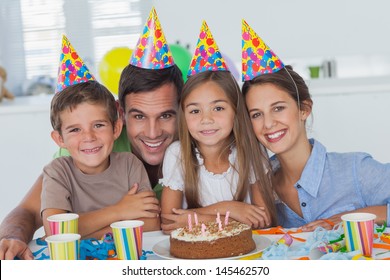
[129,7,174,69]
[187,20,229,77]
[242,19,284,81]
[56,34,95,93]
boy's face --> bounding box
[51,102,122,174]
[123,83,178,167]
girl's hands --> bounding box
[161,201,271,235]
[161,208,192,234]
[227,201,270,229]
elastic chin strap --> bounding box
[283,67,300,112]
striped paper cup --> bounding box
[341,213,376,257]
[47,213,79,235]
[46,233,80,260]
[111,220,144,260]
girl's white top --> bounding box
[159,141,254,208]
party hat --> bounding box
[242,19,284,81]
[187,20,229,77]
[56,35,95,93]
[129,7,174,69]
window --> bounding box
[20,0,65,80]
[0,0,144,95]
[91,0,142,64]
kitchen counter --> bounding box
[0,94,53,114]
[0,94,58,224]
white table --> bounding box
[30,229,390,260]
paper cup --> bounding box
[341,213,376,257]
[47,213,79,235]
[46,233,80,260]
[110,220,144,260]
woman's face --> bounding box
[245,83,309,155]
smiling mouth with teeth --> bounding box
[267,130,285,139]
[143,140,164,148]
[200,129,217,135]
[82,147,101,153]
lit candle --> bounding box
[224,211,230,225]
[188,213,192,231]
[194,212,198,225]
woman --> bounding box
[242,65,390,230]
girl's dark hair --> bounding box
[242,65,312,110]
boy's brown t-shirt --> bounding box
[41,152,151,214]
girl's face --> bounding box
[245,83,309,155]
[51,102,121,174]
[183,81,235,150]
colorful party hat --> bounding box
[187,21,229,77]
[129,7,174,69]
[56,35,95,93]
[242,19,284,81]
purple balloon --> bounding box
[222,52,240,82]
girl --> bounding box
[242,65,390,230]
[160,70,277,233]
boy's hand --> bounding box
[115,183,160,220]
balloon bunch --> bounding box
[98,44,240,95]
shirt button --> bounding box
[301,202,307,207]
[297,185,302,189]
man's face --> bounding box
[123,83,178,166]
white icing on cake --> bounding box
[171,221,251,242]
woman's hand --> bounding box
[300,216,341,232]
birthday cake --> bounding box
[170,220,255,259]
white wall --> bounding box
[0,96,58,224]
[153,0,390,77]
[308,77,390,163]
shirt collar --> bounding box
[270,138,327,198]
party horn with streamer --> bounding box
[317,240,345,253]
[277,233,293,246]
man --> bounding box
[118,64,183,198]
[0,7,183,260]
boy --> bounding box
[42,80,159,239]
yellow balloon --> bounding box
[98,47,133,95]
